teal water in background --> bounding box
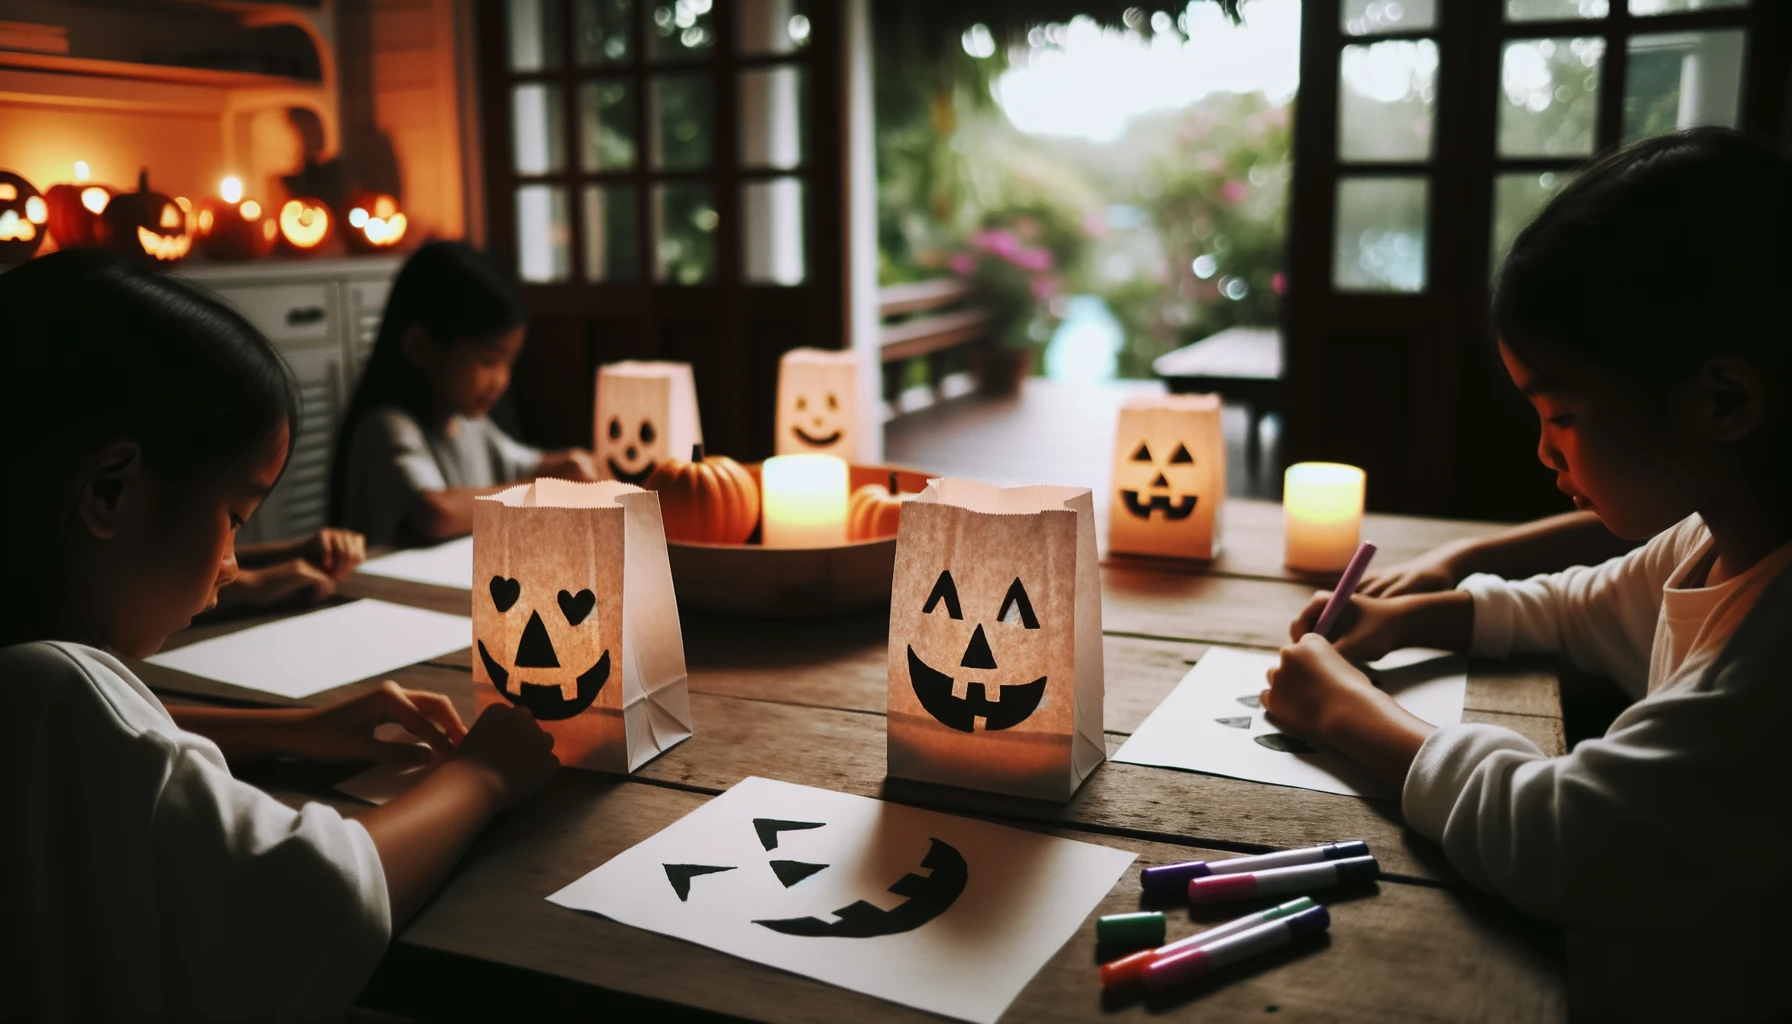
[1044,295,1122,382]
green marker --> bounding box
[1099,897,1319,991]
[1096,911,1167,952]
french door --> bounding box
[476,0,846,459]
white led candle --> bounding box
[1283,462,1366,573]
[761,454,849,548]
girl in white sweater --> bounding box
[1263,130,1792,1020]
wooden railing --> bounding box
[876,278,999,404]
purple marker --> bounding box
[1309,541,1377,639]
[1140,841,1369,896]
[1141,905,1332,993]
[1187,855,1379,906]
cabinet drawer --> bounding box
[221,283,336,344]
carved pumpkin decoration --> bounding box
[646,444,760,545]
[847,472,911,542]
[774,348,860,461]
[1106,393,1225,561]
[0,172,49,262]
[100,171,191,264]
[886,478,1105,802]
[593,361,703,485]
[44,163,114,249]
[344,191,408,252]
[198,180,277,261]
[277,197,332,252]
[472,477,693,772]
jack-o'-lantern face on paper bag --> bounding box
[775,348,859,461]
[1107,393,1225,561]
[593,361,703,486]
[887,479,1105,802]
[473,478,693,772]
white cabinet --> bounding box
[178,257,401,545]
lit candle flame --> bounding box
[80,187,109,214]
[220,177,243,204]
[73,161,90,182]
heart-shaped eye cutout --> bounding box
[490,576,521,613]
[558,588,596,625]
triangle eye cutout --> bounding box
[754,818,825,851]
[769,860,828,887]
[1170,443,1194,464]
[922,570,963,619]
[1130,442,1153,462]
[664,863,736,901]
[998,578,1040,629]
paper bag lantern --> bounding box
[1107,393,1226,560]
[887,478,1105,802]
[774,348,859,462]
[473,478,693,772]
[593,361,703,485]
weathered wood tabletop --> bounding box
[132,499,1567,1022]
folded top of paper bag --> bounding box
[918,478,1092,516]
[487,478,645,509]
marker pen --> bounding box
[1309,541,1377,639]
[1099,897,1317,991]
[1186,855,1378,906]
[1141,905,1332,993]
[1140,841,1369,896]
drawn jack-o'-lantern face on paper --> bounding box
[904,570,1047,732]
[477,574,609,720]
[663,817,967,938]
[593,361,703,485]
[774,349,858,460]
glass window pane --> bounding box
[508,0,564,71]
[1341,0,1436,36]
[650,0,714,59]
[740,66,806,169]
[511,84,566,175]
[575,0,632,66]
[1334,177,1428,293]
[1632,0,1747,14]
[1505,0,1609,20]
[579,80,637,171]
[516,185,571,283]
[655,183,716,284]
[1498,37,1604,158]
[583,185,640,281]
[1338,40,1438,163]
[744,178,805,284]
[739,0,812,54]
[1624,29,1745,143]
[1491,170,1569,277]
[652,73,714,170]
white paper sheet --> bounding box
[548,776,1134,1024]
[146,599,471,699]
[356,535,475,590]
[1113,646,1467,799]
[335,725,436,804]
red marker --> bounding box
[1099,897,1317,991]
[1186,855,1378,906]
[1142,905,1331,992]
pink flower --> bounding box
[971,229,1022,260]
[1221,179,1248,204]
[1009,246,1054,273]
[1272,271,1286,295]
[1030,276,1060,302]
[948,252,977,276]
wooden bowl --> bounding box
[665,464,929,617]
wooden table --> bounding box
[132,499,1566,1022]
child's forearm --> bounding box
[1398,590,1476,652]
[1319,690,1435,792]
[1449,511,1634,581]
[355,759,508,927]
[169,705,310,761]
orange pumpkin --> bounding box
[646,444,761,545]
[343,191,408,252]
[278,197,332,252]
[101,170,191,264]
[198,196,278,261]
[847,472,909,541]
[45,178,114,249]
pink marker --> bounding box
[1141,905,1331,993]
[1309,541,1377,639]
[1186,855,1378,906]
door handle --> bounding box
[286,306,326,326]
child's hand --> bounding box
[451,704,559,809]
[301,527,367,580]
[292,681,467,764]
[1289,591,1409,663]
[229,560,339,608]
[1356,551,1458,598]
[1261,634,1388,744]
[538,449,599,482]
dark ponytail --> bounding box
[0,249,300,644]
[328,241,525,524]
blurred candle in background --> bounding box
[1283,462,1365,573]
[761,454,848,548]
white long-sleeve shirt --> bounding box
[1404,515,1792,1020]
[0,641,391,1023]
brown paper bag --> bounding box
[473,478,692,772]
[774,348,860,462]
[1107,393,1225,560]
[886,478,1104,802]
[593,361,703,485]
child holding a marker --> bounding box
[1262,129,1792,1018]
